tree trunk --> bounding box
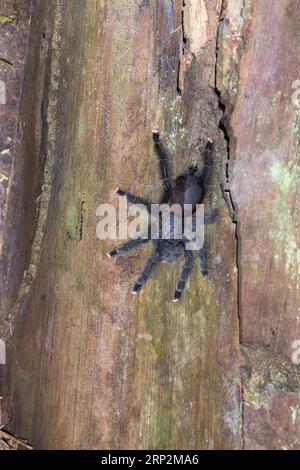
[0,0,299,450]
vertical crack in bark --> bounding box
[79,192,86,241]
[178,0,244,447]
[176,0,184,94]
[176,0,191,95]
[215,0,244,449]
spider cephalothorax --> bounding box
[107,129,217,301]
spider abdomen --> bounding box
[170,173,204,209]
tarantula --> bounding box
[106,129,217,301]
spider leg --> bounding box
[173,250,193,302]
[187,208,217,235]
[131,250,160,294]
[152,131,172,202]
[198,139,214,196]
[197,246,208,277]
[204,208,218,224]
[107,235,150,258]
[115,187,151,213]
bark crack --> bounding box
[176,0,191,95]
[215,0,244,449]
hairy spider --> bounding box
[106,128,217,302]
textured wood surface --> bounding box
[0,0,32,337]
[217,0,300,449]
[1,0,299,450]
[3,0,240,449]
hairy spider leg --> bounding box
[204,208,218,225]
[173,250,194,302]
[185,208,218,244]
[131,250,160,294]
[201,140,213,190]
[152,132,172,203]
[114,187,151,213]
[197,246,208,277]
[107,235,150,258]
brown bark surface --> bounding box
[217,0,300,449]
[0,0,299,450]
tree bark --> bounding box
[217,0,300,449]
[0,0,299,450]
